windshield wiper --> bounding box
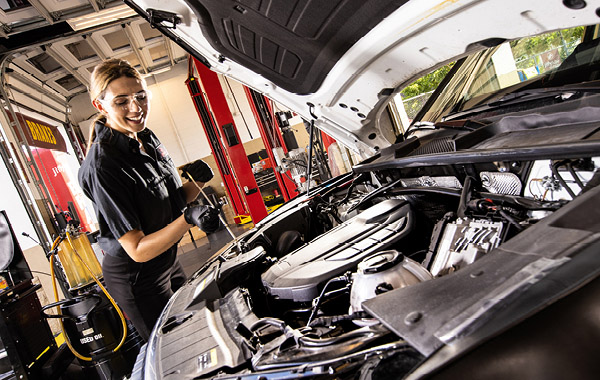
[404,120,476,137]
[444,84,600,121]
[487,85,600,106]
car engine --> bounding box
[134,147,598,379]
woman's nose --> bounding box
[126,97,143,111]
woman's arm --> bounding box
[118,215,192,262]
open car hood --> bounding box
[124,0,600,156]
[127,0,598,156]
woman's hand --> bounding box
[184,203,220,233]
[181,160,213,183]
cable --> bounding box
[551,161,577,199]
[307,274,350,326]
[299,329,373,347]
[224,77,254,139]
[457,176,474,218]
[499,209,524,231]
[348,178,404,213]
[566,162,585,190]
[49,233,128,362]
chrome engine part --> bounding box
[400,176,462,188]
[480,171,522,195]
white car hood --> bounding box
[126,0,600,156]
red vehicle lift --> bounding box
[243,87,298,202]
[186,57,268,224]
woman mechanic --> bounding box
[78,58,219,341]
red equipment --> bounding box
[186,58,268,224]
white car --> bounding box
[125,1,600,379]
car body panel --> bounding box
[126,0,600,155]
[125,1,600,379]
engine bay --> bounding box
[143,142,599,379]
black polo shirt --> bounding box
[78,121,187,259]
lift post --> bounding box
[185,75,247,220]
[187,58,268,224]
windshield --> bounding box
[417,25,598,123]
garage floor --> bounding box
[177,222,253,277]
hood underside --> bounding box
[125,0,600,155]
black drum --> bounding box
[42,287,143,379]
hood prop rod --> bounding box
[306,103,318,196]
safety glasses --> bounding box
[99,90,150,111]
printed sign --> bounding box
[11,112,68,153]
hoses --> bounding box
[49,233,128,361]
[250,317,287,332]
[457,176,474,218]
[551,161,577,199]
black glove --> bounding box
[184,202,220,233]
[181,160,213,183]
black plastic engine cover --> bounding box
[262,199,413,302]
[156,289,257,378]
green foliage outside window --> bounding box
[400,63,455,100]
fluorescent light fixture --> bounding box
[142,65,172,78]
[67,4,137,31]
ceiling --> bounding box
[0,0,188,118]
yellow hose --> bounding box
[49,236,91,361]
[50,232,128,362]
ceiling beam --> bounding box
[6,84,66,115]
[7,70,68,108]
[43,44,90,89]
[82,34,107,61]
[0,23,8,39]
[88,0,101,13]
[27,0,55,24]
[123,23,148,74]
[163,36,175,66]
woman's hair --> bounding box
[86,59,144,152]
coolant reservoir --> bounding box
[57,231,103,290]
[350,250,432,314]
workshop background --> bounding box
[0,3,363,342]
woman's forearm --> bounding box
[118,215,191,262]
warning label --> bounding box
[197,348,218,372]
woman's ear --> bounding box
[92,99,107,114]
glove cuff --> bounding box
[183,207,193,225]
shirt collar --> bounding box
[95,121,155,154]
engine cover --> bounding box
[262,199,413,302]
